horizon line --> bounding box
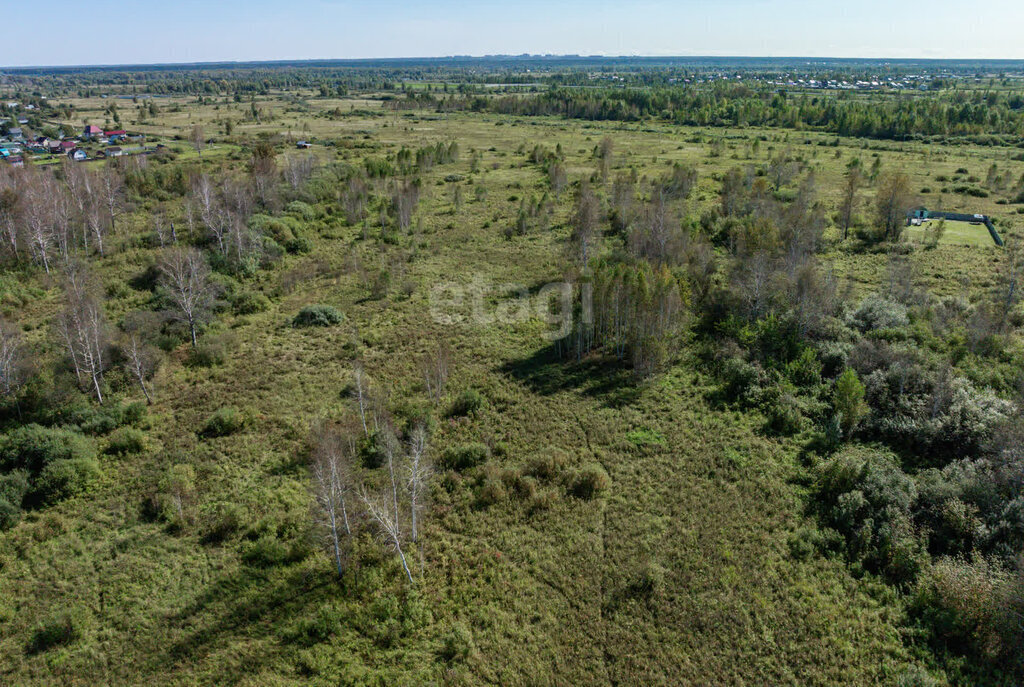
[5,53,1024,72]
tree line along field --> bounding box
[0,64,1022,686]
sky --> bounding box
[3,0,1024,67]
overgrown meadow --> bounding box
[0,64,1022,685]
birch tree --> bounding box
[192,174,225,252]
[570,179,599,268]
[0,182,20,261]
[378,424,402,528]
[190,125,204,158]
[158,246,214,347]
[0,317,26,413]
[310,423,358,579]
[838,163,863,241]
[351,361,370,437]
[406,423,431,544]
[55,263,108,403]
[360,485,414,583]
[99,164,124,235]
[421,342,450,404]
[22,174,55,273]
[121,311,160,404]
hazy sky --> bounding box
[4,0,1023,67]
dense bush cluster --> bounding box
[293,304,344,327]
[676,162,1024,676]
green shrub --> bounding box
[105,427,146,455]
[440,443,490,472]
[232,290,271,315]
[816,447,923,583]
[475,477,507,507]
[912,556,1024,676]
[27,608,89,654]
[201,407,244,438]
[33,457,101,505]
[832,368,866,435]
[0,470,30,506]
[449,389,484,417]
[719,356,762,404]
[569,464,611,500]
[0,496,22,531]
[525,449,568,482]
[293,304,344,327]
[187,338,227,368]
[849,295,909,333]
[391,398,435,434]
[439,622,475,663]
[242,534,290,567]
[122,401,147,426]
[763,394,804,436]
[69,406,121,435]
[629,561,666,599]
[201,501,246,543]
[786,348,822,387]
[286,237,313,254]
[285,200,316,220]
[788,526,825,561]
[0,425,97,474]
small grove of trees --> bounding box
[559,258,688,377]
[874,171,913,242]
[309,411,433,582]
[568,179,599,267]
[389,179,421,232]
[0,162,125,271]
[837,161,863,241]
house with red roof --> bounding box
[83,124,103,140]
[104,129,127,142]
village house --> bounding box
[106,146,123,157]
[105,129,127,142]
[82,124,103,140]
[7,127,23,141]
[67,148,87,161]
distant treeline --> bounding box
[437,84,1024,143]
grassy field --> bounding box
[0,91,1021,685]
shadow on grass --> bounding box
[151,561,335,682]
[498,344,643,407]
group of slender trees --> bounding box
[310,367,434,583]
[0,160,123,272]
